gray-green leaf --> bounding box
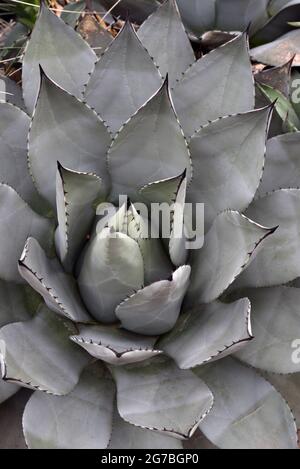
[85,21,162,134]
[28,73,111,208]
[116,265,191,336]
[22,3,96,114]
[23,363,114,449]
[172,33,254,138]
[0,305,90,395]
[111,356,213,439]
[18,237,90,323]
[196,357,298,449]
[159,298,252,369]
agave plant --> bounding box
[0,1,300,449]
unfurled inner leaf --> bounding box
[116,265,191,336]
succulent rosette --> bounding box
[0,1,300,449]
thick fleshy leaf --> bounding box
[186,211,276,306]
[138,0,195,86]
[78,228,144,323]
[252,1,300,44]
[0,103,43,213]
[257,83,300,131]
[0,379,19,405]
[172,33,254,138]
[168,173,188,266]
[109,410,183,449]
[18,237,90,322]
[139,173,184,205]
[127,204,173,284]
[235,287,300,373]
[188,107,272,228]
[255,59,293,98]
[251,30,300,67]
[28,73,111,208]
[85,21,162,134]
[0,305,90,395]
[22,3,96,114]
[0,184,53,283]
[0,280,40,328]
[111,356,214,439]
[23,363,114,449]
[159,298,252,369]
[258,133,300,196]
[215,0,269,36]
[0,76,25,110]
[263,372,300,428]
[70,324,161,365]
[116,265,191,336]
[108,80,191,202]
[235,189,300,288]
[55,163,103,273]
[196,357,298,449]
[176,0,216,36]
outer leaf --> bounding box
[0,76,25,110]
[22,3,96,114]
[263,372,300,428]
[0,305,90,395]
[111,356,214,439]
[85,21,162,134]
[176,0,216,36]
[0,280,38,328]
[138,0,195,86]
[70,324,162,365]
[139,173,184,205]
[55,163,103,273]
[215,0,269,36]
[23,363,114,449]
[0,103,43,213]
[258,133,300,196]
[28,73,111,208]
[0,379,19,405]
[78,228,144,323]
[186,211,276,306]
[0,184,53,283]
[188,107,272,228]
[116,265,191,336]
[109,410,183,449]
[159,299,252,369]
[235,189,300,287]
[18,237,90,323]
[61,0,85,27]
[172,33,254,138]
[169,173,188,266]
[251,30,300,67]
[108,80,191,202]
[235,286,300,373]
[196,357,298,449]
